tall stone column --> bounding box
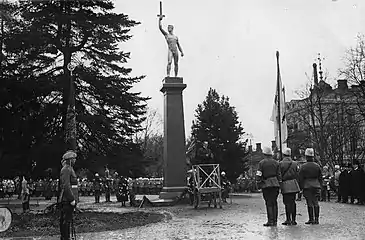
[159,77,187,199]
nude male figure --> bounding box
[159,16,184,77]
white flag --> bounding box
[270,61,288,152]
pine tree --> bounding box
[191,88,248,182]
[0,0,149,176]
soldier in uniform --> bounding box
[59,150,77,240]
[279,148,300,225]
[52,179,58,198]
[256,146,282,227]
[113,172,120,196]
[104,165,111,202]
[44,177,53,200]
[299,148,322,224]
[15,176,21,200]
[93,173,102,203]
[21,175,30,213]
[119,176,129,207]
[221,171,231,203]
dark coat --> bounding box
[339,170,352,196]
[298,161,322,189]
[93,177,102,191]
[350,168,365,198]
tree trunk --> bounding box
[0,16,4,79]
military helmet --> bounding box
[62,150,77,162]
[282,148,291,156]
[304,148,314,157]
[262,146,273,156]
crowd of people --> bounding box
[324,161,365,204]
[3,161,362,206]
[0,177,166,199]
[295,160,365,205]
[4,147,364,239]
[0,177,57,200]
[0,176,166,211]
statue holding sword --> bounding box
[158,1,184,77]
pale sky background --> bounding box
[113,0,365,148]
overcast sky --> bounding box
[113,0,365,148]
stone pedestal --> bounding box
[159,77,188,199]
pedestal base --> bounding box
[159,186,188,200]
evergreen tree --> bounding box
[191,88,248,182]
[0,0,149,176]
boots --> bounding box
[273,204,278,226]
[305,206,314,224]
[291,203,297,225]
[282,205,292,225]
[313,206,320,224]
[263,205,274,227]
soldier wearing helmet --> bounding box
[59,150,78,240]
[93,173,101,203]
[104,165,112,202]
[298,148,322,225]
[220,171,230,203]
[279,147,300,226]
[256,146,282,227]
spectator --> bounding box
[334,165,341,203]
[350,161,364,205]
[21,175,30,213]
[339,163,352,203]
[321,166,332,202]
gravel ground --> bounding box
[3,194,365,240]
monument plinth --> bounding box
[159,76,187,200]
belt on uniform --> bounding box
[71,185,78,189]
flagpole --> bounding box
[276,51,283,161]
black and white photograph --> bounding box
[0,0,365,239]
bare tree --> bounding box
[338,33,365,163]
[134,107,164,177]
[288,65,359,168]
[339,34,365,84]
[134,107,163,152]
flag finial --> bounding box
[317,53,324,81]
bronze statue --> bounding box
[158,2,184,77]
